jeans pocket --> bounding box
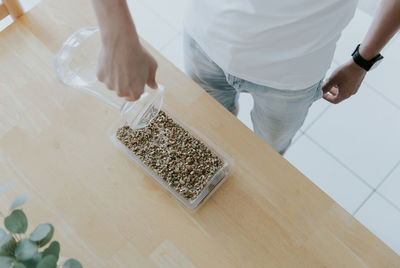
[225,74,243,90]
[313,80,323,101]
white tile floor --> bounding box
[2,0,399,257]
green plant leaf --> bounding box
[4,210,28,234]
[13,263,27,268]
[0,228,16,256]
[0,228,7,243]
[14,239,37,261]
[20,253,41,268]
[0,182,13,194]
[0,234,16,256]
[42,241,60,260]
[36,255,57,268]
[20,260,38,268]
[62,259,82,268]
[29,224,54,247]
[0,256,13,268]
[9,195,27,212]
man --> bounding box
[92,0,400,154]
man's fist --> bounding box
[322,59,367,104]
[97,30,158,102]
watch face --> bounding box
[370,58,383,70]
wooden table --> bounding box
[0,0,399,267]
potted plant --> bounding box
[0,183,83,268]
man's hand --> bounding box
[323,0,400,104]
[322,60,366,104]
[92,0,158,102]
[97,31,158,101]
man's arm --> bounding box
[322,0,400,104]
[92,0,158,101]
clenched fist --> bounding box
[322,59,366,104]
[97,30,158,101]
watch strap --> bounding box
[352,44,383,71]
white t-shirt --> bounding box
[184,0,358,90]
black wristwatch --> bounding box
[351,44,384,71]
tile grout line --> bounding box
[353,156,400,216]
[291,131,303,146]
[352,188,400,216]
[304,133,375,190]
[352,190,375,216]
[302,104,332,133]
[375,191,400,214]
[373,160,400,214]
[375,160,400,192]
[364,84,400,111]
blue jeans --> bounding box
[183,33,323,153]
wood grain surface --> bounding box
[0,0,399,267]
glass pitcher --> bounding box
[54,27,165,130]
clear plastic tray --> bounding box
[108,105,233,212]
